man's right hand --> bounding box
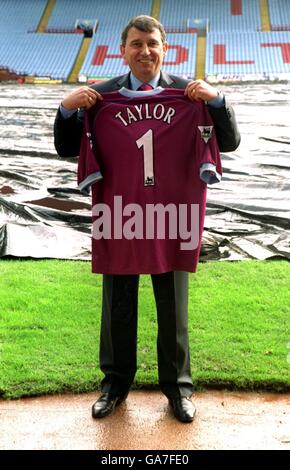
[61,86,103,111]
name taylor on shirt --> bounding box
[115,103,176,127]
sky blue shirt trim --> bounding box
[119,86,164,97]
[200,163,222,184]
[78,171,103,195]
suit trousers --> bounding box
[99,271,193,399]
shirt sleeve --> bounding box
[206,92,225,108]
[77,110,103,195]
[59,103,78,119]
[197,103,222,185]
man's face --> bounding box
[120,27,168,82]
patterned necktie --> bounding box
[137,83,153,91]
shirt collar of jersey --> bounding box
[119,86,165,98]
[129,72,161,91]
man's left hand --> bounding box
[184,79,218,102]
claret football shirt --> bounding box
[78,87,222,274]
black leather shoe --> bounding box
[169,397,196,423]
[92,393,125,419]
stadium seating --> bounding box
[268,0,290,30]
[79,32,197,79]
[159,0,261,31]
[0,0,47,32]
[206,31,290,78]
[0,0,290,82]
[47,0,152,33]
[0,33,83,80]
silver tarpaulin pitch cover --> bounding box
[0,84,289,262]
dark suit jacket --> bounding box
[54,71,240,158]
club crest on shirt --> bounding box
[198,126,213,143]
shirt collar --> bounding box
[130,72,161,90]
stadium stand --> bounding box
[0,0,290,82]
[206,31,290,79]
[0,0,47,32]
[79,32,197,79]
[0,33,83,80]
[47,0,152,34]
[159,0,261,32]
[268,0,290,30]
[163,33,197,77]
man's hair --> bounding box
[121,15,167,46]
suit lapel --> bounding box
[116,73,131,90]
[159,71,174,88]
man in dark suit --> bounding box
[54,15,240,423]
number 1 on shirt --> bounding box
[136,129,155,186]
